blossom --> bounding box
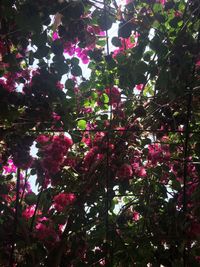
[3,159,17,174]
[137,167,147,177]
[174,11,182,17]
[52,32,59,41]
[81,131,92,146]
[117,163,133,179]
[196,60,200,69]
[125,0,133,4]
[105,87,121,105]
[53,192,76,212]
[83,146,99,170]
[160,0,166,5]
[75,47,89,64]
[36,135,50,144]
[81,107,93,114]
[113,35,138,58]
[133,211,140,221]
[132,162,147,177]
[35,218,60,243]
[135,84,144,91]
[56,81,64,90]
[0,72,17,92]
[52,112,61,121]
[22,205,41,219]
[93,132,105,145]
[37,134,73,175]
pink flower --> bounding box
[174,11,182,17]
[22,205,41,219]
[53,192,76,212]
[196,60,200,69]
[113,35,137,57]
[125,0,133,4]
[83,146,99,170]
[3,159,17,174]
[75,48,89,64]
[35,220,60,243]
[36,135,50,143]
[148,144,162,164]
[117,164,133,179]
[137,167,147,177]
[64,42,76,56]
[81,132,91,146]
[135,84,144,91]
[81,107,93,114]
[52,112,61,121]
[159,0,166,5]
[56,81,64,90]
[133,211,140,221]
[105,87,121,105]
[93,132,105,145]
[52,32,59,41]
[38,134,73,175]
[131,162,147,177]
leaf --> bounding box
[71,131,82,143]
[78,119,87,130]
[96,39,106,47]
[34,45,50,58]
[25,192,37,205]
[51,39,63,55]
[111,37,122,47]
[71,65,82,76]
[143,51,153,62]
[135,61,148,74]
[65,79,75,90]
[71,57,79,65]
[98,14,113,31]
[118,22,133,38]
[100,93,109,104]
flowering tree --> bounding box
[0,0,200,266]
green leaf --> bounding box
[78,119,87,130]
[65,79,75,90]
[71,131,82,143]
[71,65,82,76]
[100,93,109,104]
[98,14,113,31]
[135,61,148,74]
[71,57,80,65]
[116,53,127,64]
[25,192,37,205]
[34,45,50,58]
[118,22,133,38]
[111,37,122,47]
[143,51,153,62]
[96,39,106,47]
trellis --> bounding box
[7,1,199,266]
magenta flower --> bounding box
[52,32,59,41]
[53,192,76,212]
[117,163,133,179]
[133,211,140,221]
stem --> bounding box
[9,168,21,267]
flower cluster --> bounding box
[53,192,76,212]
[37,134,73,175]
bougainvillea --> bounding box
[0,0,200,266]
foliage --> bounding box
[0,0,200,266]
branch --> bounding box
[9,168,21,267]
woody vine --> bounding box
[0,0,200,266]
